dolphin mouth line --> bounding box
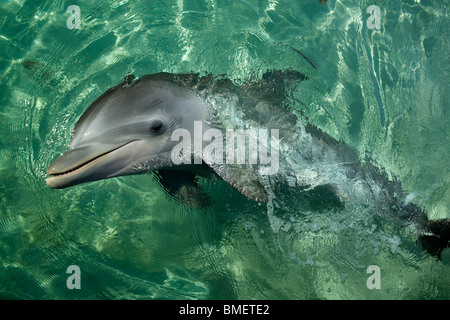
[48,141,137,178]
[49,152,110,177]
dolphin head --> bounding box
[46,76,208,189]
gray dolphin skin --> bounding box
[46,71,449,257]
[45,71,298,202]
[46,74,209,192]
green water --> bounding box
[0,0,449,299]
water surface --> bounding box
[0,0,449,299]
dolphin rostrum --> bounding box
[46,71,449,257]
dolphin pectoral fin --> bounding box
[419,218,450,259]
[206,163,268,202]
[175,184,212,209]
[155,169,211,208]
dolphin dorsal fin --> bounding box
[120,74,136,87]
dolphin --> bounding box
[46,74,211,194]
[45,71,304,202]
[46,71,449,257]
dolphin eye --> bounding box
[149,120,164,134]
